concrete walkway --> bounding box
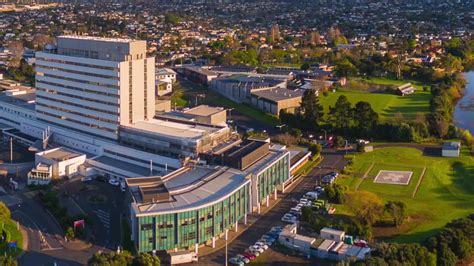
[355,162,375,190]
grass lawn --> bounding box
[360,77,427,90]
[335,146,474,243]
[0,218,23,257]
[320,89,431,122]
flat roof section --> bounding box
[40,148,82,162]
[0,92,36,111]
[184,105,225,117]
[130,166,251,215]
[251,88,304,102]
[93,156,163,176]
[129,119,220,140]
[57,35,136,43]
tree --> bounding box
[384,201,407,227]
[66,227,75,240]
[334,58,357,77]
[88,251,133,266]
[0,256,17,266]
[329,95,352,132]
[353,101,379,137]
[0,202,11,220]
[133,253,160,266]
[325,184,346,204]
[308,143,322,158]
[7,41,24,68]
[346,191,383,225]
[300,89,324,130]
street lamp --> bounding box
[344,140,349,155]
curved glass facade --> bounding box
[137,184,249,252]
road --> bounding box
[195,149,348,265]
[8,193,103,266]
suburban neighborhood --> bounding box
[0,1,473,266]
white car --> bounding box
[109,179,120,186]
[300,198,309,204]
[254,241,269,250]
[249,245,264,253]
[259,238,274,246]
[281,213,297,223]
[236,254,250,264]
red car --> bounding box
[242,252,256,260]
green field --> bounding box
[360,77,426,90]
[336,146,474,243]
[0,218,23,257]
[320,89,431,122]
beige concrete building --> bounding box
[35,36,155,140]
[183,105,227,126]
[251,88,303,115]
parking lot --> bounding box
[60,177,127,250]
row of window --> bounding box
[36,79,119,98]
[37,56,119,71]
[36,94,119,116]
[36,110,118,134]
[36,87,119,107]
[36,64,119,80]
[36,102,119,125]
[40,73,119,90]
[137,185,249,252]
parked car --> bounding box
[314,186,325,194]
[236,254,250,264]
[262,233,277,241]
[245,249,259,257]
[109,178,120,186]
[229,257,244,266]
[242,252,256,260]
[281,213,297,223]
[356,139,370,145]
[329,171,339,178]
[270,226,282,233]
[259,238,273,246]
[254,241,269,250]
[299,198,309,204]
[303,191,318,200]
[249,245,264,253]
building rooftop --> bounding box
[184,105,225,117]
[128,165,251,216]
[93,156,164,177]
[39,147,83,162]
[251,88,303,102]
[128,119,223,140]
[443,141,461,150]
[57,35,137,43]
[0,91,36,111]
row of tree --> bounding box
[88,251,160,266]
[356,214,474,266]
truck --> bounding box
[168,251,198,265]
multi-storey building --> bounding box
[35,36,155,140]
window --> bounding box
[141,224,153,231]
